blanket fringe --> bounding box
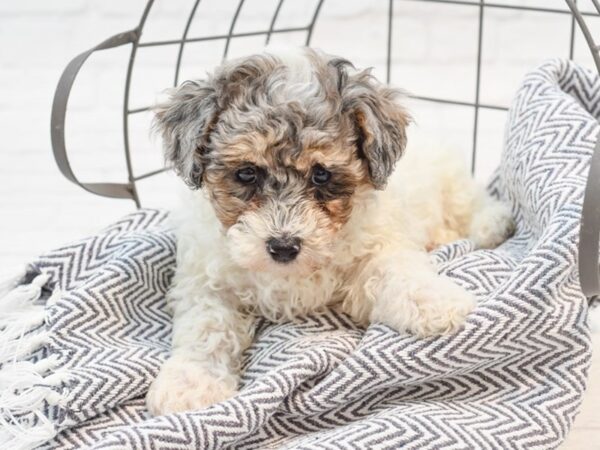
[0,266,28,299]
[0,412,56,450]
[0,273,52,367]
[0,359,65,450]
[0,272,64,449]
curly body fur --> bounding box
[146,48,514,415]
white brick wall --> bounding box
[0,0,597,277]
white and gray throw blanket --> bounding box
[0,59,595,449]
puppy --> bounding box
[146,48,514,415]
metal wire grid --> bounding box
[135,0,598,181]
[50,0,595,205]
[122,0,326,188]
[50,0,600,299]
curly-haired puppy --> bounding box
[146,47,514,415]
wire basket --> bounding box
[50,0,600,300]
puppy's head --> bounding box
[155,48,410,274]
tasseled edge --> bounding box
[0,266,29,299]
[0,271,67,449]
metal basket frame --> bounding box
[50,0,600,301]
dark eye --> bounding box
[236,166,257,184]
[311,165,331,185]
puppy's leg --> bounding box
[435,178,514,249]
[146,295,253,415]
[468,191,514,249]
[407,149,513,249]
[367,250,475,337]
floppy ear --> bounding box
[153,80,219,188]
[341,69,411,189]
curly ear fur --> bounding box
[153,80,219,188]
[340,68,411,189]
[154,55,281,188]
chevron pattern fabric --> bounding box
[1,59,595,449]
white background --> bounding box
[0,1,598,446]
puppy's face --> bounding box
[204,109,368,274]
[155,48,410,274]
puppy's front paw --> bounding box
[371,274,476,337]
[146,355,237,416]
[410,276,476,336]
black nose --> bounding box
[266,237,302,263]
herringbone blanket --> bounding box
[0,59,594,449]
